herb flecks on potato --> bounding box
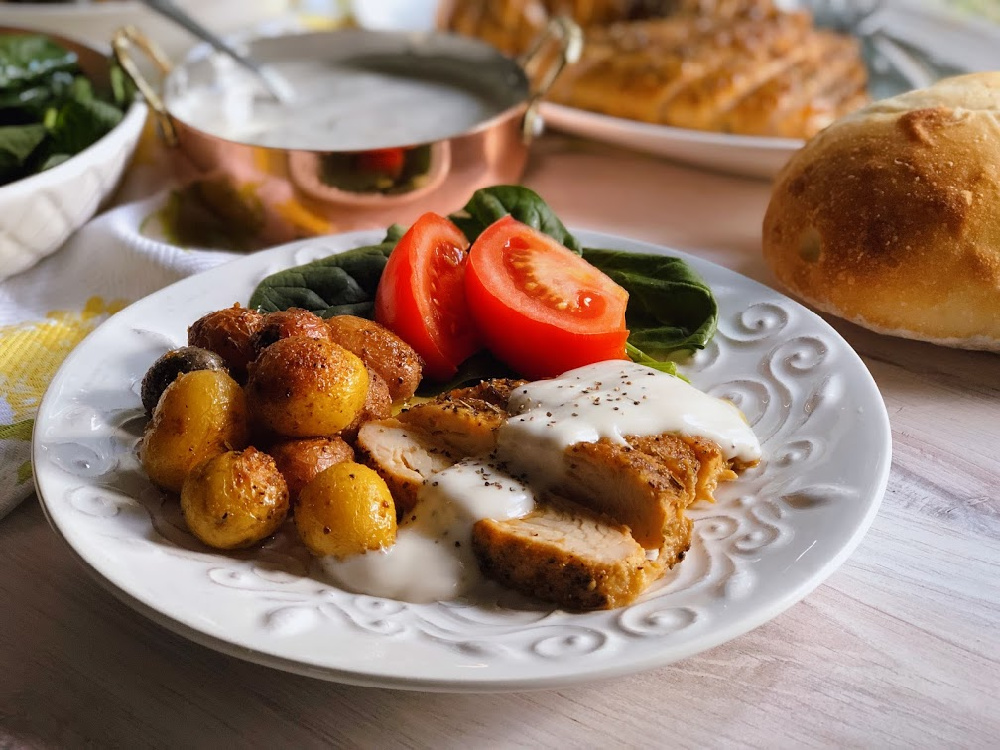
[140,369,250,493]
[140,346,227,415]
[188,304,264,384]
[268,436,355,503]
[295,462,397,559]
[181,448,290,550]
[245,336,369,438]
[250,308,332,359]
[325,314,423,402]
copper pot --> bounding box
[111,21,580,232]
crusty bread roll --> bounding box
[762,72,1000,351]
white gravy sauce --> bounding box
[321,458,533,603]
[323,360,761,602]
[166,59,504,151]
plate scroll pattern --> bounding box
[33,230,890,687]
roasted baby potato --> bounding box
[325,314,422,401]
[250,308,331,359]
[140,346,227,415]
[245,336,369,438]
[295,461,396,558]
[141,369,250,493]
[342,369,393,442]
[181,447,290,549]
[268,436,355,502]
[188,303,264,383]
[359,369,392,422]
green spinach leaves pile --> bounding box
[249,186,718,382]
[0,34,131,187]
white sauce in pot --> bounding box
[166,59,507,151]
[323,360,761,603]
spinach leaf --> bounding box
[382,223,406,243]
[625,342,685,380]
[0,35,77,89]
[449,185,582,253]
[415,350,518,398]
[47,97,123,155]
[39,152,70,170]
[0,123,46,180]
[249,227,403,318]
[0,34,131,187]
[583,248,718,356]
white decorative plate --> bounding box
[33,230,892,692]
[540,104,803,180]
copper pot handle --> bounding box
[111,26,178,147]
[517,16,583,143]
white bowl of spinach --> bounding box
[0,29,146,281]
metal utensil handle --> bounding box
[517,16,584,143]
[112,25,178,147]
[139,0,294,104]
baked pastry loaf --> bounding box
[762,72,1000,351]
[440,0,868,138]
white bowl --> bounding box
[0,32,147,283]
[0,0,291,57]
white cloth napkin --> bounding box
[0,190,239,520]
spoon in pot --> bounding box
[139,0,296,104]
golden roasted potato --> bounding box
[181,448,289,549]
[268,436,355,502]
[188,304,264,383]
[141,369,250,493]
[250,308,331,360]
[245,336,369,438]
[325,315,423,401]
[295,461,396,558]
[341,369,393,442]
[140,346,227,415]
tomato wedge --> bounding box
[465,215,629,380]
[374,212,480,380]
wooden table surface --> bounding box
[2,137,998,749]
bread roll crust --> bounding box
[762,72,1000,350]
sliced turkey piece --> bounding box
[356,381,523,517]
[396,396,507,458]
[356,379,747,608]
[355,419,457,517]
[472,497,655,610]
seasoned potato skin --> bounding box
[295,461,396,558]
[250,308,331,359]
[141,369,250,493]
[140,346,227,415]
[188,304,264,383]
[325,315,422,401]
[181,448,290,549]
[246,336,369,438]
[268,436,355,502]
[341,369,393,442]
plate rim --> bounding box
[540,101,806,152]
[32,228,893,692]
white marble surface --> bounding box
[2,137,998,747]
